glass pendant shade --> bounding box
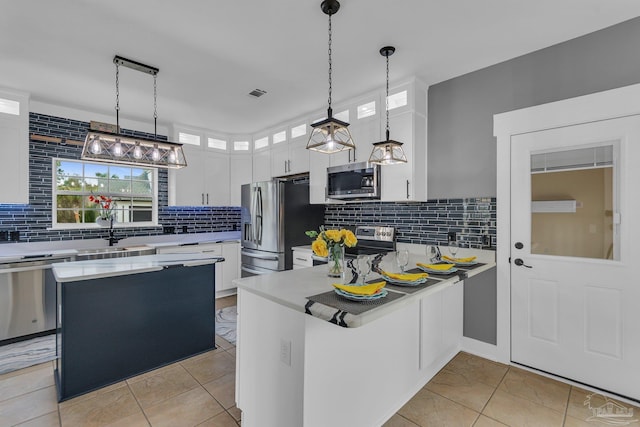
[307,115,355,153]
[369,45,408,165]
[307,0,355,154]
[369,138,408,165]
[82,131,187,169]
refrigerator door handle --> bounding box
[241,250,279,261]
[255,186,263,245]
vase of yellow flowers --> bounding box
[306,227,358,278]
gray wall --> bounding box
[428,16,640,198]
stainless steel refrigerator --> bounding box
[241,177,325,277]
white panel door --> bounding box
[510,115,640,401]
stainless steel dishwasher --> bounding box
[0,255,72,344]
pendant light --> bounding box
[369,46,408,165]
[82,55,187,169]
[307,0,355,154]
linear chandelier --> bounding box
[306,0,356,154]
[369,46,408,165]
[82,56,187,169]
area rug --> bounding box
[0,335,56,375]
[215,306,237,345]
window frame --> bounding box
[51,158,159,229]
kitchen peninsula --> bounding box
[234,248,495,427]
[52,253,224,401]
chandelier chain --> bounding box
[327,12,332,109]
[153,75,158,120]
[115,62,120,132]
[153,74,158,138]
[385,54,390,134]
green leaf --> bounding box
[305,231,318,238]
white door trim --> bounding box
[493,82,640,365]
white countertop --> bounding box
[0,231,241,262]
[52,253,224,283]
[234,248,496,327]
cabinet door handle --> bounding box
[295,257,307,262]
[284,160,287,173]
[207,193,209,204]
[288,159,291,172]
[406,180,410,199]
[202,193,204,204]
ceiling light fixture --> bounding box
[82,55,187,169]
[306,0,355,154]
[369,46,408,165]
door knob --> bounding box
[514,258,532,268]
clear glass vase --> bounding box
[327,244,345,278]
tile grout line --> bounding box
[125,381,153,427]
[474,363,510,424]
[561,386,573,427]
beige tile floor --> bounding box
[1,294,638,427]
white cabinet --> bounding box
[379,107,426,201]
[270,139,309,178]
[155,241,240,293]
[170,147,230,206]
[0,88,29,204]
[379,80,427,202]
[420,281,463,369]
[229,154,252,206]
[292,246,313,269]
[309,151,330,204]
[253,148,271,182]
[220,241,240,290]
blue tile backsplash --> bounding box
[0,113,240,243]
[0,112,496,248]
[324,198,496,249]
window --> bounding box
[290,124,306,139]
[0,98,19,116]
[234,140,249,151]
[334,110,349,122]
[53,159,156,228]
[387,90,408,110]
[207,137,227,150]
[254,137,269,150]
[357,101,376,119]
[178,132,201,146]
[272,131,286,144]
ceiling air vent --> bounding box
[248,89,267,98]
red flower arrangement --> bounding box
[88,194,115,220]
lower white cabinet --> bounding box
[156,241,240,292]
[292,247,313,269]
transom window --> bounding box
[53,159,157,228]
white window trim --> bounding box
[50,158,159,230]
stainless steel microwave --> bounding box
[326,161,380,200]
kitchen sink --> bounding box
[75,246,156,260]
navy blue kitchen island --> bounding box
[52,253,223,402]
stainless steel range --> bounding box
[344,226,396,258]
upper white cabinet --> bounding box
[380,80,427,202]
[252,147,271,182]
[169,128,230,206]
[271,138,309,178]
[229,154,252,206]
[0,88,29,204]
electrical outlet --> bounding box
[280,339,291,366]
[482,234,491,247]
[447,231,456,242]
